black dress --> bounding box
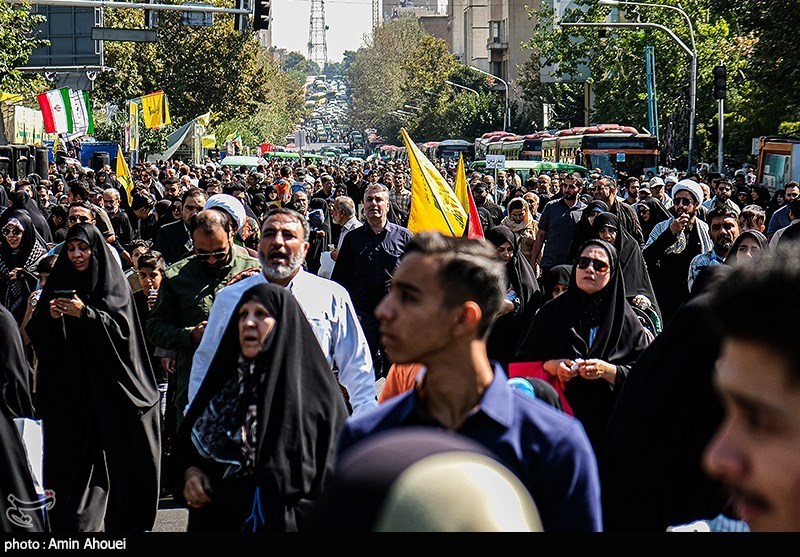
[485,225,542,370]
[0,209,48,324]
[172,283,348,532]
[516,239,651,454]
[590,211,661,321]
[26,224,160,532]
[601,265,734,531]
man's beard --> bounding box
[715,237,734,254]
[563,191,578,201]
[259,249,305,281]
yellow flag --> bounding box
[0,92,23,103]
[400,128,467,236]
[196,111,212,127]
[201,134,216,148]
[116,146,134,206]
[453,153,470,213]
[140,90,171,129]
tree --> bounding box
[0,5,48,96]
[348,17,503,143]
[91,3,303,150]
[524,0,750,167]
[281,51,321,77]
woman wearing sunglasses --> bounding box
[515,240,651,454]
[0,209,49,325]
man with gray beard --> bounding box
[186,208,378,415]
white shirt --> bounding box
[336,216,363,250]
[769,218,800,248]
[188,269,378,415]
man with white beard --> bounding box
[186,208,378,415]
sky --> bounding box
[271,0,374,63]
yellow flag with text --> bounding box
[140,90,171,129]
[401,128,466,236]
[116,146,134,205]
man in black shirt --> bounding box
[332,183,412,379]
[471,182,504,224]
[154,188,207,265]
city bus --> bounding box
[519,132,553,161]
[435,139,474,161]
[475,130,514,160]
[541,124,658,179]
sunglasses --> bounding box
[577,256,610,273]
[194,248,228,261]
[67,215,92,224]
[2,227,22,237]
[673,197,695,207]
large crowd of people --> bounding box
[1,152,799,533]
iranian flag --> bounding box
[37,87,94,136]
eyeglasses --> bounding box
[673,197,695,207]
[67,215,92,224]
[194,248,228,261]
[2,227,22,237]
[577,256,610,273]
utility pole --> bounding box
[308,0,328,71]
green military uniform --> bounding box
[145,245,259,426]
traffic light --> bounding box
[235,0,251,32]
[144,0,158,28]
[713,65,726,100]
[254,0,271,31]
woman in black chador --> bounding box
[26,223,160,532]
[174,283,348,532]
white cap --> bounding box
[204,193,246,232]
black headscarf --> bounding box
[250,193,267,220]
[485,225,543,367]
[8,191,52,244]
[601,264,733,531]
[515,240,650,452]
[590,212,661,319]
[568,200,608,263]
[637,197,671,239]
[175,283,348,531]
[542,264,572,302]
[725,229,769,266]
[0,209,49,323]
[0,304,34,419]
[28,223,159,410]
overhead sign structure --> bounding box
[91,27,158,42]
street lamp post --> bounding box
[468,65,510,132]
[596,0,697,172]
[445,80,480,98]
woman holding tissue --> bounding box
[515,239,651,454]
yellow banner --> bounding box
[140,90,171,129]
[401,128,466,236]
[201,134,216,148]
[116,146,134,206]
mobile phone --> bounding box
[53,289,77,298]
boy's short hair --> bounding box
[137,250,166,273]
[402,232,506,337]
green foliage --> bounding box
[281,51,321,76]
[0,5,49,96]
[348,17,503,143]
[90,2,303,154]
[524,0,750,166]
